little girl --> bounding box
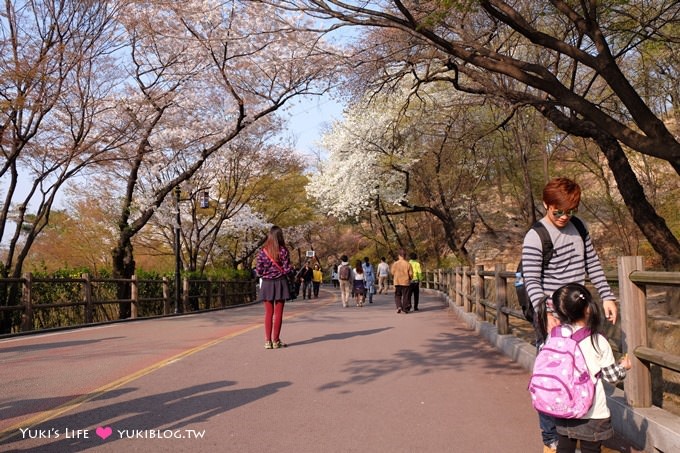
[550,283,632,453]
[352,260,366,307]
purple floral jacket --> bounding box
[256,247,293,279]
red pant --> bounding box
[263,300,285,341]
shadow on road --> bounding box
[3,380,291,452]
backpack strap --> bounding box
[549,325,566,338]
[532,222,554,270]
[570,326,592,343]
[570,216,589,244]
[570,327,600,380]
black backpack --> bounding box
[515,217,588,326]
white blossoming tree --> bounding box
[308,80,520,264]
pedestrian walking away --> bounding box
[377,257,390,294]
[312,264,323,298]
[337,255,353,308]
[331,264,339,288]
[390,250,413,313]
[521,177,618,452]
[408,252,422,311]
[362,257,376,304]
[352,260,367,307]
[255,225,292,350]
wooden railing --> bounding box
[422,256,680,410]
[0,273,258,335]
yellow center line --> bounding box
[0,295,337,443]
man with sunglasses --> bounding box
[521,177,618,453]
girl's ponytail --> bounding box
[552,283,603,351]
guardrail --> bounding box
[0,273,258,335]
[422,256,680,411]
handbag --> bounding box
[262,249,296,298]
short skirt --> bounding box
[260,276,291,302]
[554,417,613,442]
[353,280,366,295]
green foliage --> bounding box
[252,167,314,227]
[0,265,257,334]
[179,267,252,281]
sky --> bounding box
[283,94,345,161]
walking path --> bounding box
[0,288,639,452]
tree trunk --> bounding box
[594,135,680,270]
[392,202,473,266]
[542,105,680,269]
[112,234,136,319]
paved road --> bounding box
[0,289,634,452]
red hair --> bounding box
[543,177,581,208]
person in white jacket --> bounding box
[337,255,353,307]
[376,257,390,294]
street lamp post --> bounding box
[174,185,183,314]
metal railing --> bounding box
[0,273,258,335]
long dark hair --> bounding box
[263,225,286,263]
[552,283,602,351]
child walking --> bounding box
[352,260,367,307]
[550,283,632,453]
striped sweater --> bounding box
[521,217,615,312]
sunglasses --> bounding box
[551,208,578,218]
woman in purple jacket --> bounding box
[256,226,292,349]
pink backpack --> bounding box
[528,326,597,418]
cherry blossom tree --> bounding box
[144,122,308,275]
[92,0,341,316]
[0,1,125,282]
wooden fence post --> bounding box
[162,277,170,315]
[447,269,454,301]
[475,265,485,319]
[439,269,444,295]
[130,274,138,319]
[495,263,509,335]
[82,273,93,324]
[455,267,462,306]
[463,266,471,312]
[618,256,652,408]
[21,273,33,332]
